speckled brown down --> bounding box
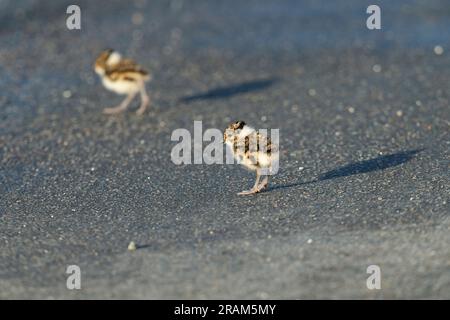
[224,121,279,195]
[94,49,151,115]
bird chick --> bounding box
[223,121,279,195]
[94,49,151,115]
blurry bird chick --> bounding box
[94,49,151,115]
[223,121,279,195]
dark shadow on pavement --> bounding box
[267,149,423,192]
[318,149,423,181]
[179,78,277,103]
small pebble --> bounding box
[396,110,403,117]
[307,239,313,244]
[348,107,355,113]
[132,13,144,25]
[308,89,316,96]
[434,45,444,55]
[62,90,72,98]
[372,64,382,73]
[128,241,137,251]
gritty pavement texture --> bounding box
[0,0,449,299]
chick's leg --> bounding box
[238,170,261,195]
[257,175,269,192]
[136,82,150,116]
[103,92,137,115]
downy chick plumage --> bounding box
[94,49,151,115]
[224,121,279,195]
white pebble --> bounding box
[128,241,137,251]
[434,45,444,55]
[307,238,313,244]
[396,110,403,117]
[308,89,316,96]
[372,64,382,73]
[348,107,355,113]
[63,90,72,98]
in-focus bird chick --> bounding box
[94,49,151,115]
[223,121,279,195]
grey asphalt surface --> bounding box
[0,0,449,299]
